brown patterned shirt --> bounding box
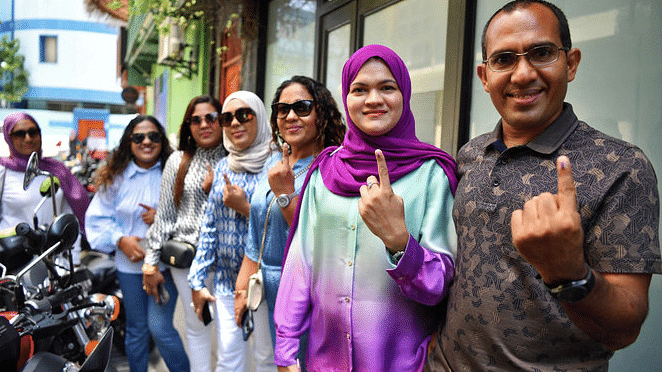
[428,104,661,372]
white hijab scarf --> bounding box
[222,91,273,174]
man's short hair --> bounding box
[481,0,572,61]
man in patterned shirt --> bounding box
[426,1,661,371]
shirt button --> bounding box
[346,333,350,339]
[350,225,356,230]
[492,179,500,187]
[345,297,350,303]
[348,261,353,267]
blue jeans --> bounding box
[117,270,190,372]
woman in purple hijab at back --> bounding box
[1,112,90,263]
[274,45,458,372]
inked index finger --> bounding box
[282,143,290,169]
[138,203,150,210]
[375,149,392,191]
[556,155,577,211]
[223,172,231,186]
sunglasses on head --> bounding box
[220,107,256,127]
[130,131,162,144]
[187,112,219,126]
[272,100,314,119]
[11,127,41,139]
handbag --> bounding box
[160,238,196,268]
[246,196,276,311]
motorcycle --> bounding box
[0,152,119,371]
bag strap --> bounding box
[0,166,6,219]
[256,196,276,270]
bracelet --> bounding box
[142,263,159,275]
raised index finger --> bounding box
[282,143,290,169]
[375,149,392,191]
[223,172,231,186]
[556,155,577,211]
[138,203,151,210]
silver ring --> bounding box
[190,302,195,308]
[367,181,378,189]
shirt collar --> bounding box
[126,159,161,178]
[485,103,579,154]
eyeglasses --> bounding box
[484,45,569,72]
[130,131,162,144]
[187,112,219,126]
[11,127,41,139]
[220,107,256,127]
[272,100,314,119]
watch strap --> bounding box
[544,263,596,303]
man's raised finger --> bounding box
[375,149,392,190]
[556,155,578,211]
[223,172,231,185]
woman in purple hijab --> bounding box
[273,45,458,372]
[1,112,90,261]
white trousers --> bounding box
[170,267,218,372]
[214,293,276,372]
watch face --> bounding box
[276,195,289,208]
[555,286,590,303]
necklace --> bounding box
[294,161,312,179]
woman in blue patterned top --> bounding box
[188,91,274,371]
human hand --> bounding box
[358,149,409,253]
[192,287,216,322]
[510,155,585,285]
[222,173,249,216]
[268,143,296,196]
[202,164,213,194]
[139,203,156,225]
[118,236,146,262]
[277,364,301,372]
[142,269,165,302]
[234,290,247,327]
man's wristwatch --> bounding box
[276,192,297,208]
[544,264,596,303]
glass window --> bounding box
[39,35,57,63]
[363,0,449,146]
[471,1,662,370]
[264,0,317,106]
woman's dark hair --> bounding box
[174,95,224,207]
[95,115,172,189]
[270,76,346,150]
[481,0,571,61]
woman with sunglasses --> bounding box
[187,91,275,371]
[141,95,227,372]
[85,115,189,372]
[234,76,346,356]
[0,112,89,263]
[273,45,459,372]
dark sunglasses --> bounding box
[130,131,162,144]
[272,100,314,119]
[11,127,41,138]
[220,107,256,127]
[188,112,219,126]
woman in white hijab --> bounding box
[188,91,275,371]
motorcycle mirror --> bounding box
[23,152,50,190]
[46,214,79,251]
[79,327,113,372]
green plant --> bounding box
[0,35,29,105]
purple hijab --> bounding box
[284,44,458,260]
[1,112,90,232]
